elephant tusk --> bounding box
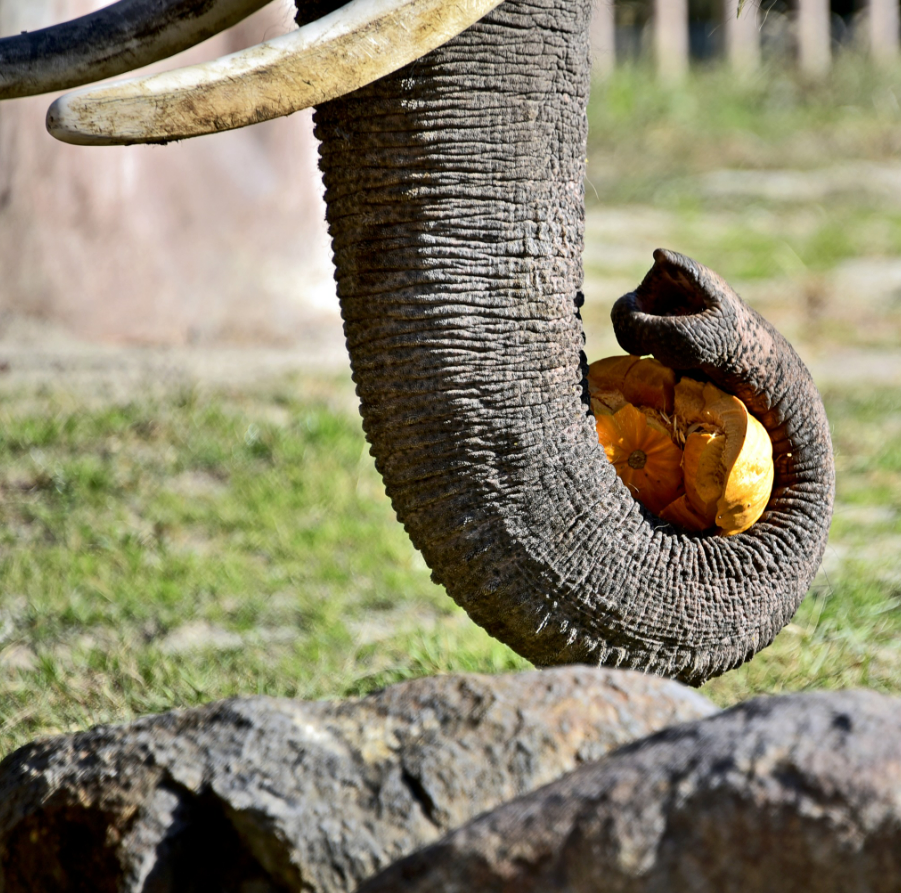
[0,0,274,100]
[46,0,505,146]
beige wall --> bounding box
[0,0,335,345]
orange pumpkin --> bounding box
[589,355,774,536]
[594,404,684,516]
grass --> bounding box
[1,373,899,754]
[3,56,901,756]
[0,379,528,755]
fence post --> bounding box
[868,0,900,63]
[724,0,760,71]
[591,1,616,77]
[797,0,831,76]
[654,0,689,81]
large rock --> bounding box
[0,667,714,893]
[360,689,901,893]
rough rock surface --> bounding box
[360,689,901,893]
[0,667,714,893]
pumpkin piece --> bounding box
[589,354,775,536]
[658,494,709,533]
[591,399,614,420]
[716,406,774,535]
[595,403,685,516]
[588,355,676,414]
[673,378,774,536]
[587,354,641,391]
[681,430,725,526]
[622,357,676,414]
[587,355,639,414]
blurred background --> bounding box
[0,0,336,347]
[1,0,900,752]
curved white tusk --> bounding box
[47,0,504,146]
[0,0,273,100]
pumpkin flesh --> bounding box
[589,356,774,536]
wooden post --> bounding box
[724,0,760,71]
[797,0,831,76]
[868,0,900,63]
[654,0,689,81]
[590,0,616,78]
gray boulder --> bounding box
[360,689,901,893]
[0,667,714,892]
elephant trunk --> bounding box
[309,0,834,684]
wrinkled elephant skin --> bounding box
[305,0,834,682]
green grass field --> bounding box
[0,379,530,753]
[2,57,901,757]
